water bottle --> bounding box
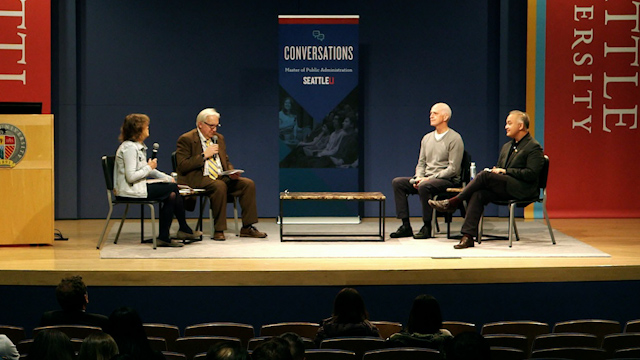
[470,162,477,180]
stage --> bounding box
[1,218,639,287]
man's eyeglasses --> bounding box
[203,122,221,129]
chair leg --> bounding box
[233,196,240,236]
[508,203,516,247]
[209,206,215,240]
[147,204,157,249]
[478,215,483,244]
[543,196,556,244]
[431,207,437,237]
[97,202,114,249]
[114,204,130,244]
[513,219,520,241]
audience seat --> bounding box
[442,321,476,336]
[162,351,187,360]
[370,321,402,340]
[489,346,527,360]
[0,325,26,344]
[363,347,441,360]
[602,333,640,357]
[553,319,620,346]
[147,336,168,352]
[174,336,241,360]
[259,322,320,339]
[184,322,254,349]
[32,325,102,340]
[625,320,640,333]
[247,336,315,351]
[532,332,599,352]
[481,320,549,355]
[305,349,357,360]
[320,337,386,359]
[483,334,528,354]
[614,347,640,358]
[144,323,181,352]
[530,347,606,360]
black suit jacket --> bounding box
[496,133,544,199]
[40,310,109,329]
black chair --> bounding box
[478,154,556,247]
[97,155,161,249]
[171,151,240,238]
[0,325,26,344]
[431,150,471,238]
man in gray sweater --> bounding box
[390,102,464,239]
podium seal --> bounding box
[0,123,27,168]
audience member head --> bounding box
[107,306,154,360]
[29,329,75,360]
[251,337,293,360]
[332,287,369,323]
[55,275,89,312]
[406,294,444,334]
[279,332,305,360]
[445,332,490,360]
[78,332,119,360]
[205,340,248,360]
[0,334,19,360]
[119,113,150,143]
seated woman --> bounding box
[386,294,453,352]
[314,287,380,346]
[114,113,201,247]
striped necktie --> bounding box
[205,139,219,180]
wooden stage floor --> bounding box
[1,218,639,287]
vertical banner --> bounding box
[278,15,360,216]
[543,1,640,217]
[0,0,51,113]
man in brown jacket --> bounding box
[176,108,266,241]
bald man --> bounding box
[390,102,464,239]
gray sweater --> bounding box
[414,129,464,184]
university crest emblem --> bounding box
[0,124,27,168]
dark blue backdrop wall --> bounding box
[52,0,528,220]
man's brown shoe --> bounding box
[212,231,226,241]
[428,199,457,213]
[454,234,475,249]
[240,225,267,238]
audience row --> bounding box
[2,276,639,360]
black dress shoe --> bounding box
[428,199,457,213]
[390,225,413,238]
[413,225,432,239]
[454,234,475,249]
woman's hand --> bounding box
[148,158,157,170]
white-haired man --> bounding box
[176,108,266,240]
[390,102,464,239]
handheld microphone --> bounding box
[409,178,418,185]
[151,142,159,160]
[211,135,218,160]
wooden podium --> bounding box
[0,115,54,245]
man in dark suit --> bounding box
[429,110,544,249]
[175,108,266,241]
[40,275,109,329]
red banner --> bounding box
[545,1,640,217]
[0,0,50,113]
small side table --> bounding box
[279,191,386,241]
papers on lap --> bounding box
[220,169,244,176]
